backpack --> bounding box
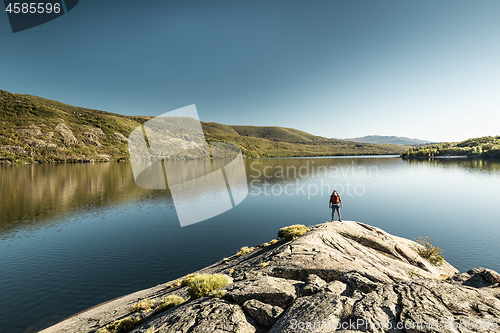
[330,193,339,204]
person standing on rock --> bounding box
[329,189,342,222]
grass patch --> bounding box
[278,224,310,241]
[407,269,423,279]
[211,290,226,298]
[236,246,255,257]
[152,295,185,315]
[96,317,142,333]
[259,239,278,248]
[416,236,444,266]
[260,262,270,268]
[165,280,182,289]
[130,299,156,313]
[183,273,231,298]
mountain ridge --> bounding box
[0,89,406,164]
[344,135,434,146]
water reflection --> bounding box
[0,163,167,238]
[1,157,500,333]
[406,158,500,174]
[1,157,498,238]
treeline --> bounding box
[403,136,500,159]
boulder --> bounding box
[301,274,327,296]
[113,132,128,142]
[242,299,283,327]
[225,276,301,308]
[82,133,102,146]
[1,145,26,154]
[130,298,260,333]
[17,124,42,136]
[448,267,500,288]
[55,123,78,145]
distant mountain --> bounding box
[344,135,434,146]
[0,89,407,164]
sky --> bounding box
[1,0,499,142]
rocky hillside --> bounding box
[41,221,500,333]
[0,90,406,164]
[0,89,148,164]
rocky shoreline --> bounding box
[41,221,500,333]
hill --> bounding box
[41,221,500,333]
[345,135,433,146]
[403,136,500,158]
[0,89,406,164]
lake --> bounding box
[1,156,500,333]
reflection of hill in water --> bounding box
[0,163,170,238]
[2,157,498,238]
[406,158,500,173]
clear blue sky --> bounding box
[1,0,499,142]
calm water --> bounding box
[1,157,500,333]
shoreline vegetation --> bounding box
[41,221,500,333]
[0,89,406,165]
[402,136,500,159]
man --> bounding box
[329,189,342,222]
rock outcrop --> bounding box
[41,221,500,333]
[55,123,78,145]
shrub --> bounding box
[153,295,185,315]
[181,273,199,286]
[184,274,230,298]
[96,317,142,333]
[236,246,255,257]
[130,299,156,313]
[211,290,226,298]
[278,224,310,241]
[260,262,270,268]
[416,236,444,266]
[269,239,278,245]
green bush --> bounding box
[416,236,444,266]
[96,317,142,333]
[183,274,230,298]
[153,295,185,315]
[130,299,156,313]
[236,246,255,257]
[278,224,310,241]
